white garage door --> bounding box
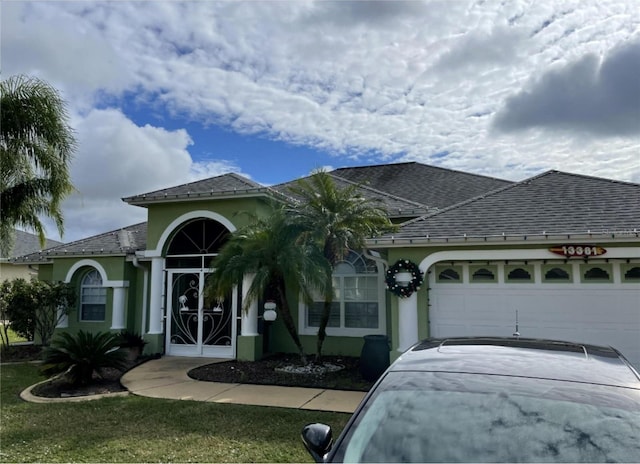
[429,261,640,370]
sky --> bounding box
[2,0,639,244]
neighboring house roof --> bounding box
[373,170,640,244]
[0,230,63,261]
[273,173,432,218]
[123,172,287,206]
[11,222,148,264]
[333,162,512,209]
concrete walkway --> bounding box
[120,356,366,413]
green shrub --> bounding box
[0,278,75,346]
[117,330,147,349]
[41,330,127,385]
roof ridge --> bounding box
[548,169,640,187]
[328,173,430,209]
[334,161,511,183]
[398,171,539,227]
[122,172,262,201]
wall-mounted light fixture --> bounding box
[263,301,277,321]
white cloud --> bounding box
[3,0,639,242]
[43,109,246,242]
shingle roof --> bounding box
[375,170,640,243]
[123,173,281,205]
[1,230,63,260]
[333,162,512,209]
[11,223,148,264]
[273,173,431,218]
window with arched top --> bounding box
[165,218,230,268]
[437,267,461,283]
[582,265,611,282]
[80,269,106,321]
[623,266,640,282]
[470,266,496,282]
[506,267,533,282]
[306,251,382,334]
[543,266,571,282]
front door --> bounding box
[166,269,236,357]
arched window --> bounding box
[583,266,610,281]
[544,267,570,281]
[624,266,640,281]
[81,269,106,321]
[471,268,496,282]
[307,251,381,333]
[438,268,461,282]
[166,218,230,268]
[507,268,532,281]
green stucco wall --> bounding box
[145,197,272,252]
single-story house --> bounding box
[1,230,62,281]
[11,162,640,368]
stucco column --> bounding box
[111,286,126,330]
[148,257,164,334]
[397,292,419,353]
[241,274,258,336]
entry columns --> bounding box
[241,274,258,336]
[148,257,164,334]
[111,286,127,329]
[397,292,419,353]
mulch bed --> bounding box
[31,367,128,398]
[4,344,375,397]
[189,353,375,392]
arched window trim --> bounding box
[80,268,107,322]
[300,250,385,337]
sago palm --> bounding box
[0,75,76,256]
[41,331,127,386]
[205,205,329,363]
[288,170,396,359]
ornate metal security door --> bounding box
[166,270,235,357]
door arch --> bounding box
[164,218,237,358]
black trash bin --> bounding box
[359,334,390,381]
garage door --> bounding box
[429,260,640,370]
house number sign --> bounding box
[549,245,606,257]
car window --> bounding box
[333,372,640,463]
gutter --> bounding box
[367,231,640,247]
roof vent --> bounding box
[118,230,132,249]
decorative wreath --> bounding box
[385,259,424,298]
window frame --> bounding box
[299,252,386,337]
[79,269,107,322]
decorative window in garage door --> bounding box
[581,264,613,283]
[542,265,571,282]
[470,265,497,283]
[505,265,534,283]
[622,265,640,282]
[435,265,462,283]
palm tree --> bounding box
[288,170,396,359]
[204,206,329,363]
[0,75,76,257]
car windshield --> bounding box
[332,371,640,463]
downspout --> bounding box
[363,249,388,269]
[132,256,149,336]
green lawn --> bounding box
[1,324,28,344]
[0,363,350,462]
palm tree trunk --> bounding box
[316,291,333,362]
[275,285,308,365]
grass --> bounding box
[0,363,351,462]
[1,324,28,344]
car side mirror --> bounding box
[301,423,333,462]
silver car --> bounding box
[303,337,640,463]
